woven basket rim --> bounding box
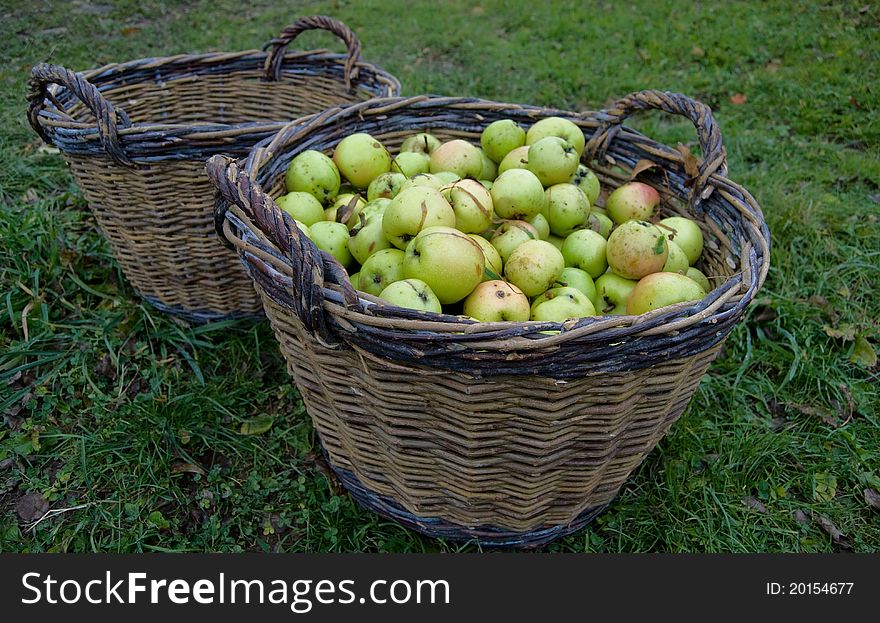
[209,92,771,374]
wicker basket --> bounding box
[207,92,770,547]
[27,16,400,323]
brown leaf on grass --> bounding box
[834,384,857,424]
[787,402,838,428]
[815,515,852,549]
[751,303,777,324]
[629,159,658,179]
[94,353,116,381]
[21,189,38,204]
[850,337,877,367]
[765,59,782,72]
[730,93,748,105]
[120,26,141,37]
[742,496,767,514]
[171,463,205,476]
[848,96,863,110]
[16,492,49,523]
[691,45,705,58]
[864,489,880,510]
[823,324,857,341]
[793,509,810,525]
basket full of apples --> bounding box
[208,91,770,546]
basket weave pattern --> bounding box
[208,93,770,544]
[28,16,400,322]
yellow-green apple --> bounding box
[594,272,637,315]
[333,133,391,189]
[498,145,530,173]
[605,181,660,224]
[627,272,706,315]
[391,151,431,178]
[503,239,565,297]
[468,234,504,280]
[562,229,608,278]
[491,168,545,220]
[571,165,600,204]
[481,119,526,163]
[276,191,324,226]
[359,198,391,222]
[545,183,591,236]
[379,278,442,313]
[429,140,483,178]
[434,171,461,185]
[606,220,668,279]
[323,193,366,229]
[530,286,596,321]
[586,211,613,239]
[358,248,406,297]
[400,133,441,155]
[463,280,530,322]
[382,186,455,249]
[403,226,485,304]
[526,117,585,156]
[686,267,711,292]
[285,150,340,204]
[662,240,689,274]
[348,215,392,264]
[478,149,498,180]
[367,172,406,201]
[399,173,445,192]
[293,220,311,239]
[554,267,597,308]
[349,270,360,288]
[527,137,580,186]
[479,179,493,191]
[490,219,540,263]
[547,235,565,251]
[309,221,353,267]
[528,213,551,240]
[448,179,494,233]
[658,216,704,265]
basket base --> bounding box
[331,462,609,549]
[143,294,264,324]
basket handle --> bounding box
[585,90,728,208]
[207,154,358,338]
[263,15,363,88]
[27,63,134,167]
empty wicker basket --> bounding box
[27,16,400,322]
[208,92,770,546]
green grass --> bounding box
[1,0,878,552]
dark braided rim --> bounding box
[27,15,401,167]
[208,93,770,379]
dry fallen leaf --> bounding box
[864,488,880,510]
[730,93,748,105]
[629,159,658,179]
[16,492,49,523]
[676,143,700,183]
[793,509,810,525]
[691,45,705,58]
[815,514,852,549]
[823,324,857,341]
[171,462,206,476]
[850,337,877,367]
[742,496,768,514]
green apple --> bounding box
[276,191,324,226]
[358,248,406,297]
[434,171,461,185]
[463,280,530,322]
[561,229,608,279]
[429,140,483,178]
[348,215,392,264]
[349,271,360,288]
[606,220,668,279]
[547,234,565,251]
[403,226,485,304]
[627,272,706,315]
[448,179,494,233]
[284,150,340,204]
[594,272,638,315]
[333,133,391,189]
[391,151,431,178]
[323,193,366,229]
[504,239,565,297]
[571,165,600,204]
[382,186,455,249]
[545,183,591,237]
[491,220,540,263]
[585,211,613,239]
[526,117,585,156]
[468,233,504,280]
[478,149,498,180]
[367,172,406,201]
[293,220,311,239]
[309,221,353,267]
[498,145,530,173]
[657,216,704,265]
[554,267,597,308]
[605,181,661,224]
[479,179,493,191]
[528,213,551,240]
[491,168,545,220]
[527,136,580,186]
[399,173,445,192]
[686,267,711,292]
[360,198,391,222]
[481,119,526,163]
[379,278,442,313]
[530,287,596,321]
[662,239,689,274]
[400,133,441,155]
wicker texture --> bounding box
[208,93,770,543]
[28,16,400,322]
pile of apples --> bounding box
[277,117,712,322]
